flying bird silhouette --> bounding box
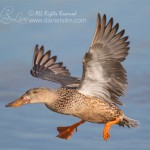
[6,13,139,141]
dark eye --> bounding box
[33,91,38,94]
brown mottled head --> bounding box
[5,88,53,108]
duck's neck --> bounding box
[34,88,59,105]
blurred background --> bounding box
[0,0,150,149]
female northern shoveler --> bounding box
[6,13,139,141]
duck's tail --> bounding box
[119,116,140,128]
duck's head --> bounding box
[5,88,57,108]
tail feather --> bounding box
[119,116,140,128]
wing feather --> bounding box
[35,46,44,65]
[78,13,130,105]
[31,45,80,87]
[44,56,57,68]
[103,18,113,40]
[39,51,51,66]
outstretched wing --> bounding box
[78,13,130,105]
[31,45,80,87]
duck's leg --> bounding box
[56,120,86,140]
[103,118,120,141]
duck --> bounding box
[6,13,139,141]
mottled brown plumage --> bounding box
[6,13,139,141]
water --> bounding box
[0,1,150,150]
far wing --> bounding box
[78,14,130,105]
[31,45,80,88]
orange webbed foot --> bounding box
[103,125,111,141]
[56,120,85,140]
[57,125,76,140]
[103,118,120,141]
